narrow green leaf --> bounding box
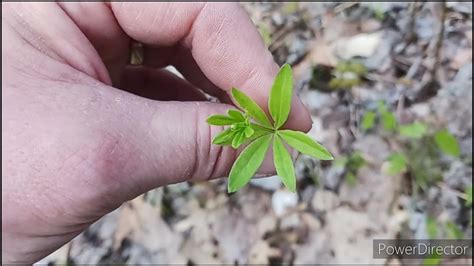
[426,216,438,239]
[251,123,273,134]
[273,135,296,192]
[242,124,271,145]
[244,126,254,137]
[345,172,357,186]
[212,128,235,145]
[399,122,427,139]
[278,130,334,160]
[228,134,272,192]
[465,185,472,207]
[269,64,293,129]
[422,255,442,266]
[445,221,463,239]
[207,114,238,126]
[227,109,245,121]
[381,111,397,131]
[231,88,272,128]
[231,131,245,149]
[361,111,376,130]
[434,129,460,157]
[346,151,365,172]
[385,152,407,175]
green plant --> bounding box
[361,102,461,192]
[207,64,334,193]
[377,101,397,131]
[426,216,439,239]
[434,129,461,157]
[335,151,366,186]
[399,122,427,139]
[361,111,376,131]
[385,152,407,175]
[282,2,299,15]
[422,215,464,266]
[445,221,463,239]
[329,61,367,90]
[465,185,472,207]
[360,101,397,132]
[370,3,386,21]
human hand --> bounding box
[2,2,311,263]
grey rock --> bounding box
[287,37,308,64]
[409,211,429,239]
[272,190,299,217]
[360,32,392,71]
[68,210,120,264]
[447,2,472,14]
[321,164,344,191]
[311,189,340,211]
[271,12,284,26]
[443,161,473,190]
[415,9,437,41]
[431,63,472,136]
[280,213,300,229]
[352,135,390,162]
[250,175,282,191]
[459,137,472,156]
[300,90,339,114]
[438,189,461,221]
[427,186,441,202]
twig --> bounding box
[364,73,401,85]
[430,0,448,79]
[268,24,295,53]
[405,56,423,80]
[66,242,73,265]
[334,2,358,14]
[437,182,469,201]
[407,1,419,43]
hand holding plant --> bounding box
[207,64,334,192]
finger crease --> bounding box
[189,105,200,180]
[208,126,223,180]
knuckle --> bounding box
[191,104,236,181]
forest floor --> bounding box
[38,2,472,265]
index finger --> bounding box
[110,2,312,131]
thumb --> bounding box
[95,89,275,203]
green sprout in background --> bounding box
[360,101,465,194]
[334,151,366,186]
[329,61,368,90]
[207,64,334,193]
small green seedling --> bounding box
[207,64,334,193]
[329,61,367,90]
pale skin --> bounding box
[2,2,312,264]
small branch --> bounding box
[437,182,469,201]
[430,0,448,79]
[334,2,358,14]
[406,1,419,43]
